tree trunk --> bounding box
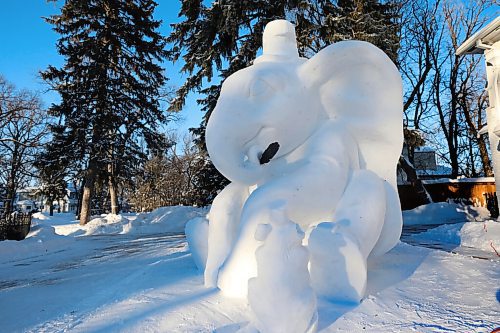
[5,162,18,215]
[4,139,20,215]
[399,155,432,206]
[79,168,96,225]
[74,179,82,219]
[107,140,119,214]
[4,182,16,215]
[449,146,459,178]
[49,199,54,216]
[108,172,118,214]
[4,198,13,215]
[478,138,493,177]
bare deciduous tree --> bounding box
[435,0,493,177]
[400,0,494,179]
[127,133,206,211]
[0,78,49,213]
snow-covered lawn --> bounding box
[0,205,499,332]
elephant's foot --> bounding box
[217,255,257,298]
[308,222,367,303]
[204,182,250,289]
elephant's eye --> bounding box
[249,78,274,98]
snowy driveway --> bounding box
[0,232,230,332]
[402,224,500,261]
[0,218,499,332]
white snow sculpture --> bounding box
[185,217,209,272]
[197,19,403,304]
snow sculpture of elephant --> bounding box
[196,19,403,303]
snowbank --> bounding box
[1,207,208,262]
[32,212,50,220]
[123,206,208,235]
[403,202,490,226]
[422,176,495,184]
[412,221,500,254]
[0,215,75,261]
[84,213,127,235]
[76,206,208,236]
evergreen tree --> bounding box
[35,137,68,216]
[167,0,401,202]
[297,0,400,62]
[42,0,168,224]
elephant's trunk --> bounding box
[206,105,265,185]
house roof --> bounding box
[16,200,35,206]
[456,17,500,55]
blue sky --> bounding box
[1,1,497,139]
[0,1,202,136]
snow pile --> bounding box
[423,176,495,184]
[403,202,490,225]
[84,213,126,235]
[0,207,207,263]
[412,221,500,254]
[32,212,50,220]
[0,215,75,260]
[126,206,208,235]
[77,206,208,236]
[460,221,500,252]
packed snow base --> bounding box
[0,205,499,332]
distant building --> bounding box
[15,185,79,213]
[399,146,452,184]
[64,184,79,213]
[15,200,37,213]
[413,147,437,171]
[16,187,44,209]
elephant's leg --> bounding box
[217,156,350,298]
[370,181,403,257]
[204,182,250,288]
[308,169,386,303]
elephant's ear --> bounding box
[299,41,404,256]
[299,40,403,189]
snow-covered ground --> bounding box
[0,204,499,332]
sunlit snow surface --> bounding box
[0,207,499,333]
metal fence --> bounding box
[0,213,32,241]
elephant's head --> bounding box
[206,20,325,185]
[206,19,403,191]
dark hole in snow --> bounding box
[259,142,280,165]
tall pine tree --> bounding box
[43,0,168,224]
[296,0,400,62]
[35,133,68,217]
[167,0,401,202]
